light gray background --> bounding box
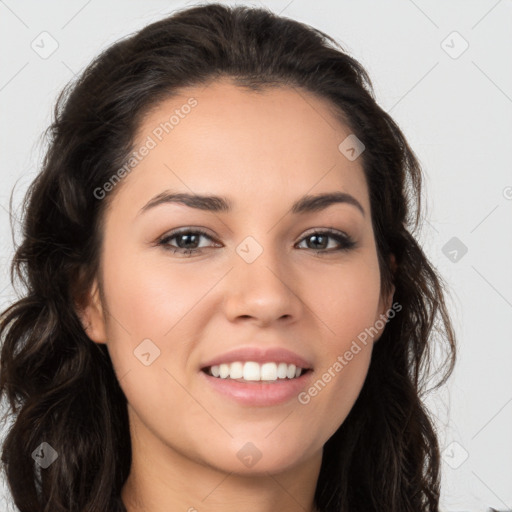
[1,1,511,510]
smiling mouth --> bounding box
[201,364,313,383]
[199,362,315,407]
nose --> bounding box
[221,243,303,327]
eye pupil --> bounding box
[177,234,199,249]
[309,234,327,249]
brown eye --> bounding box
[296,230,356,253]
[156,227,355,257]
[157,228,219,256]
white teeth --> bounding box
[207,361,305,381]
[228,361,243,379]
[219,363,230,379]
[260,362,277,381]
[243,362,261,381]
[277,362,288,379]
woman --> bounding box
[0,3,456,511]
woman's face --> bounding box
[82,79,394,477]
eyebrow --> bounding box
[138,190,365,217]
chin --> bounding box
[204,440,311,476]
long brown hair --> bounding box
[0,4,456,511]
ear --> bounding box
[75,277,108,344]
[374,253,397,342]
[380,253,396,314]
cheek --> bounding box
[296,251,381,431]
[99,251,207,428]
[305,251,383,349]
[96,240,194,388]
[299,265,380,438]
[101,246,212,339]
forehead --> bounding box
[112,79,369,216]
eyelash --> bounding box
[156,227,356,257]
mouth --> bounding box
[200,363,314,407]
[201,366,313,384]
[201,362,313,383]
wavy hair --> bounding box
[0,4,456,511]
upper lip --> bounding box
[200,346,314,371]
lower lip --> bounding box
[200,369,314,407]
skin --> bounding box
[79,78,395,512]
